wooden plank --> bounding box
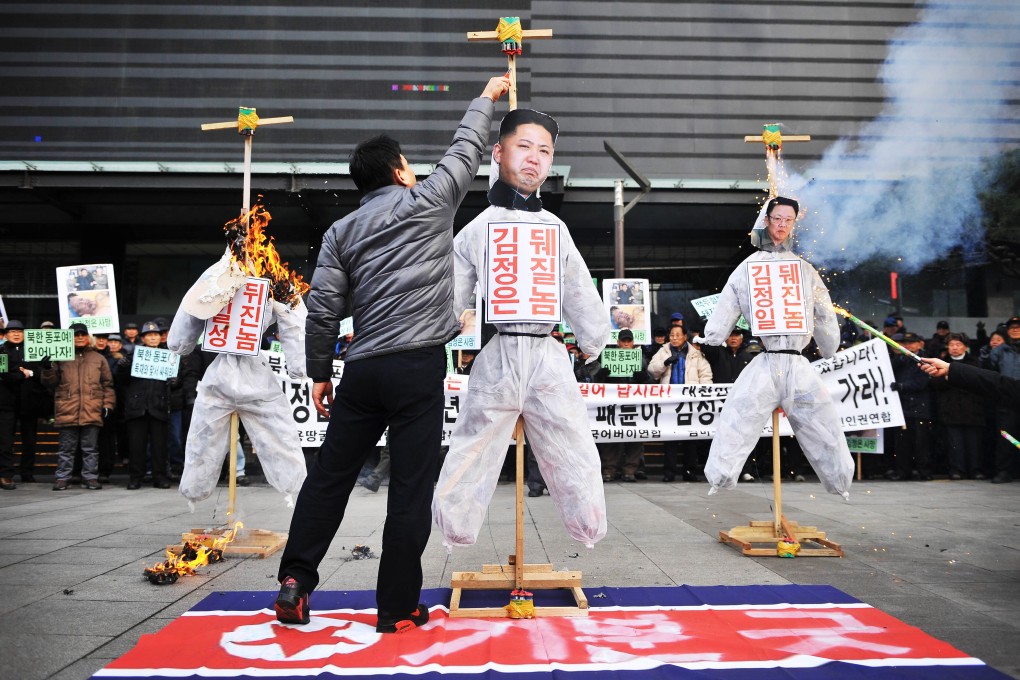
[571,586,590,609]
[200,116,294,131]
[467,29,553,41]
[480,563,553,574]
[452,570,582,590]
[743,134,811,143]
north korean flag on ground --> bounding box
[93,584,1009,679]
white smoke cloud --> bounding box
[791,2,1020,273]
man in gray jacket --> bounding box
[275,74,510,632]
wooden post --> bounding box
[467,19,553,111]
[772,409,782,536]
[201,107,294,504]
[227,413,239,522]
[513,417,525,589]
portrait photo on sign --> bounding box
[602,278,652,344]
[55,263,120,334]
[608,280,645,306]
[66,291,111,318]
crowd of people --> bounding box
[0,317,252,491]
[2,311,1018,493]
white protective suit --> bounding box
[701,221,854,499]
[167,297,309,505]
[432,204,612,549]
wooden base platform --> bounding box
[449,562,589,618]
[178,527,288,559]
[720,519,843,557]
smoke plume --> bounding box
[792,3,1020,273]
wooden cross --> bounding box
[743,123,811,152]
[467,18,552,110]
[199,106,292,523]
[743,123,810,196]
[201,107,294,223]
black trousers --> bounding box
[896,417,932,477]
[994,407,1020,477]
[0,410,16,477]
[126,414,168,483]
[279,346,445,618]
[97,418,117,476]
[15,413,39,476]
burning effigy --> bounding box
[167,199,310,507]
[144,522,243,585]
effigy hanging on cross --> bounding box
[467,17,552,110]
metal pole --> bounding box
[614,180,625,278]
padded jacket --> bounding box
[305,96,495,381]
[41,347,115,427]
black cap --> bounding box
[1006,316,1020,328]
[5,319,24,330]
[884,316,897,326]
[936,320,949,329]
[498,108,559,142]
[141,321,161,335]
[653,327,667,336]
[69,322,89,335]
[124,322,139,330]
[901,332,924,344]
[40,320,55,329]
[617,329,634,342]
[108,333,122,341]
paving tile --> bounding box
[7,633,111,680]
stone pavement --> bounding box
[1,476,1019,679]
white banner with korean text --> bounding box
[263,338,901,446]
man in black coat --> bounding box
[889,333,932,480]
[920,357,1020,403]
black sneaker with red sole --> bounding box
[376,603,429,633]
[274,576,310,625]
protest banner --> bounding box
[600,348,643,377]
[485,222,561,323]
[130,346,180,381]
[55,263,120,334]
[268,339,902,447]
[445,338,903,443]
[0,354,6,372]
[691,293,750,331]
[745,259,807,336]
[25,328,74,362]
[602,278,650,344]
[202,278,269,356]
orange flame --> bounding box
[224,198,310,307]
[144,522,244,585]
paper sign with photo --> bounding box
[55,263,120,334]
[602,278,651,345]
